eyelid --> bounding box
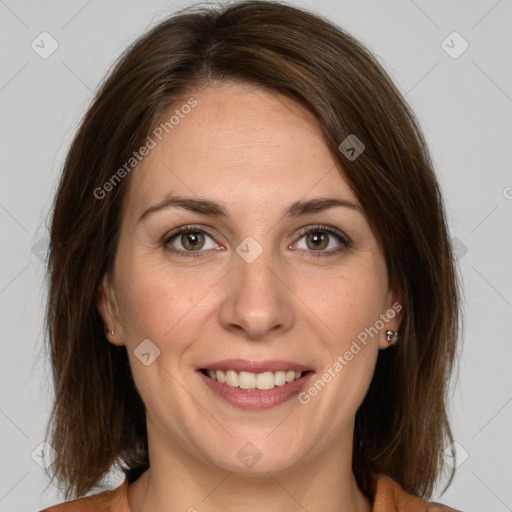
[163,223,351,257]
[163,224,222,245]
[289,224,351,258]
[292,224,351,246]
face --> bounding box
[98,81,402,475]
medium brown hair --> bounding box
[44,0,462,501]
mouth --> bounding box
[197,359,314,410]
[199,368,309,390]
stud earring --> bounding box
[385,330,399,345]
[104,328,123,347]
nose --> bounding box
[217,244,295,341]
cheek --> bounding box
[113,260,202,401]
[312,268,385,413]
[114,249,181,334]
[310,269,386,351]
[115,270,174,340]
[113,252,221,357]
[302,282,381,429]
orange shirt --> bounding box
[41,473,459,511]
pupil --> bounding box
[183,232,204,250]
[308,231,327,250]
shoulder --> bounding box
[40,478,130,512]
[372,473,461,512]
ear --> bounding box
[96,273,125,347]
[378,285,404,350]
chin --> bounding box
[194,434,307,475]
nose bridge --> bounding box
[218,234,294,338]
[236,237,279,293]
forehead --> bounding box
[125,82,357,216]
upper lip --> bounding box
[198,359,312,374]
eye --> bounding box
[163,224,351,259]
[163,225,222,259]
[291,225,351,257]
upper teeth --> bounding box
[206,369,303,390]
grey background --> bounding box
[0,0,511,510]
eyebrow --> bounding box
[138,194,363,223]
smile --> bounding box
[197,360,314,410]
[201,369,303,390]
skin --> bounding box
[97,81,402,512]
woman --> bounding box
[41,1,462,510]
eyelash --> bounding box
[162,224,351,259]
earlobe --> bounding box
[385,329,399,345]
[379,330,399,350]
[96,273,124,347]
[378,287,404,350]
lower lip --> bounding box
[198,371,314,410]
